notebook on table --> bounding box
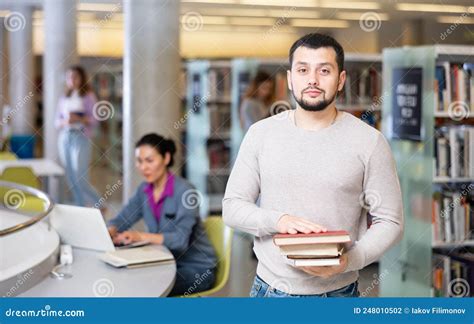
[100,245,174,268]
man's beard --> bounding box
[291,85,338,112]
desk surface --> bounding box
[0,159,64,176]
[19,246,176,297]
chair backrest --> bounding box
[0,166,40,189]
[203,216,233,291]
[0,167,45,212]
[0,152,18,160]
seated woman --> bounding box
[107,133,217,296]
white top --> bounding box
[63,90,84,114]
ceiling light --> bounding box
[291,19,349,28]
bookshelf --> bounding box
[380,45,474,297]
[82,57,124,174]
[338,54,382,129]
[185,60,232,218]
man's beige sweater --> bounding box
[223,110,404,295]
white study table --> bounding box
[0,159,64,176]
[19,246,176,297]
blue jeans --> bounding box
[250,275,359,297]
[58,129,101,207]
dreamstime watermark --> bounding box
[181,11,203,32]
[440,8,473,41]
[262,6,296,40]
[448,278,470,297]
[93,2,121,31]
[361,90,388,123]
[269,100,292,120]
[269,277,292,293]
[359,12,382,32]
[183,269,213,296]
[92,100,115,121]
[359,189,382,210]
[181,189,203,210]
[360,269,389,297]
[92,278,115,297]
[3,269,34,297]
[4,305,85,318]
[94,179,122,209]
[174,92,211,129]
[439,184,474,220]
[1,91,34,126]
[4,11,26,32]
[447,101,470,121]
[3,189,26,210]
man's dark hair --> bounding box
[289,33,345,72]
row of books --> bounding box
[432,190,474,244]
[432,251,473,297]
[273,230,351,267]
[93,71,123,100]
[435,62,474,113]
[336,67,381,107]
[208,67,232,101]
[434,126,474,178]
[207,138,230,171]
[209,104,231,134]
[207,174,229,194]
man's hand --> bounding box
[299,254,348,278]
[277,214,327,234]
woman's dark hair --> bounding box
[135,133,177,168]
[65,65,91,97]
[244,70,275,106]
[289,33,345,73]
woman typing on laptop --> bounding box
[107,133,217,296]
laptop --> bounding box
[49,204,173,267]
[50,204,116,252]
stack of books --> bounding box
[434,126,474,178]
[208,67,231,101]
[273,230,351,267]
[337,67,381,106]
[432,190,474,244]
[432,251,474,297]
[434,62,474,113]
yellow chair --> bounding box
[0,166,40,188]
[0,166,45,212]
[0,152,18,160]
[183,216,233,297]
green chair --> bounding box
[0,151,18,160]
[0,166,45,212]
[183,216,233,297]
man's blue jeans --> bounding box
[250,275,360,297]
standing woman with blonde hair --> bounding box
[55,65,103,210]
[240,70,276,132]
